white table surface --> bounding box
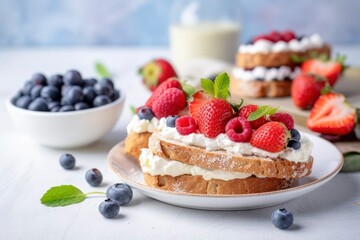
[0,47,359,240]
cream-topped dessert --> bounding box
[232,66,300,82]
[126,115,159,134]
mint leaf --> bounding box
[231,98,244,112]
[214,72,230,100]
[181,81,197,99]
[95,62,112,78]
[248,105,279,121]
[341,152,360,172]
[201,78,215,96]
[41,185,86,207]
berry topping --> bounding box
[106,183,133,206]
[59,153,76,170]
[99,199,120,218]
[237,105,268,129]
[290,129,301,141]
[166,115,179,128]
[152,88,187,118]
[85,168,103,186]
[282,30,296,42]
[225,117,252,142]
[268,112,294,130]
[271,208,294,230]
[175,116,197,135]
[137,106,154,120]
[287,139,301,150]
[145,78,182,107]
[252,30,297,43]
[250,122,290,153]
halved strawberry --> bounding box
[301,55,346,87]
[189,91,211,122]
[307,93,356,136]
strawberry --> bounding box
[291,73,327,110]
[236,104,268,129]
[152,88,187,118]
[145,78,181,107]
[139,59,177,91]
[301,55,346,87]
[250,122,290,153]
[197,99,234,138]
[189,91,211,122]
[268,30,283,42]
[307,93,356,136]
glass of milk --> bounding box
[170,0,242,73]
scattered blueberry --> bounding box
[28,98,49,111]
[48,74,64,88]
[15,96,32,109]
[100,78,114,88]
[64,70,83,86]
[166,115,179,127]
[106,183,133,206]
[287,139,301,150]
[99,199,120,218]
[64,86,84,105]
[31,73,47,86]
[83,78,97,87]
[137,106,154,120]
[41,86,61,101]
[74,102,89,111]
[82,86,97,104]
[110,89,120,101]
[271,208,294,229]
[59,153,76,169]
[85,168,103,186]
[290,129,301,141]
[93,95,112,107]
[59,105,75,112]
[94,83,113,97]
[22,80,35,96]
[30,85,43,99]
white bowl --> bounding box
[6,90,125,148]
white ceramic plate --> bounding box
[108,132,343,210]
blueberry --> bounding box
[47,101,60,110]
[85,168,103,186]
[63,70,83,86]
[28,98,49,111]
[287,139,301,150]
[15,96,32,109]
[22,80,35,96]
[99,199,120,218]
[61,85,71,96]
[31,73,47,86]
[74,102,89,111]
[59,105,74,112]
[166,115,179,127]
[290,129,301,141]
[64,86,84,105]
[82,86,97,104]
[106,183,133,206]
[30,85,43,99]
[93,95,111,107]
[59,153,76,169]
[94,83,113,97]
[41,86,61,101]
[100,78,114,88]
[110,89,120,101]
[48,74,64,88]
[51,106,61,112]
[137,106,154,120]
[83,78,98,87]
[271,208,294,229]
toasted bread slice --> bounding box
[236,45,331,69]
[124,131,152,160]
[149,133,313,179]
[143,173,293,194]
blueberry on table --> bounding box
[59,153,76,169]
[271,208,294,229]
[137,106,154,120]
[99,199,120,218]
[287,139,301,150]
[74,102,89,111]
[59,105,74,112]
[48,74,64,88]
[28,98,49,111]
[22,80,35,96]
[106,183,133,206]
[85,168,103,186]
[83,78,98,87]
[166,115,179,128]
[94,83,113,97]
[82,86,97,104]
[290,129,301,141]
[30,85,43,100]
[41,86,61,101]
[110,89,120,101]
[15,96,32,109]
[93,95,111,107]
[64,86,84,105]
[31,73,47,86]
[63,70,83,86]
[100,78,114,88]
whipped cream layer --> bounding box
[126,115,159,134]
[158,119,313,163]
[238,34,324,54]
[140,148,263,181]
[232,66,300,82]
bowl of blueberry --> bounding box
[6,70,125,148]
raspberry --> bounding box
[269,113,294,130]
[175,116,197,135]
[151,88,187,118]
[282,30,296,42]
[236,105,267,129]
[145,78,182,107]
[225,117,252,142]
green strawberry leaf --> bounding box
[95,62,112,78]
[321,82,333,95]
[201,78,215,97]
[181,81,197,99]
[231,98,244,112]
[248,105,279,121]
[41,185,87,207]
[214,72,230,100]
[341,152,360,172]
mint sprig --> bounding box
[181,80,197,99]
[40,185,105,207]
[248,105,279,121]
[200,72,230,100]
[95,62,112,78]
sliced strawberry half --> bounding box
[189,91,211,122]
[307,93,356,136]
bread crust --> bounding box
[230,78,292,98]
[143,173,293,194]
[149,133,313,179]
[236,45,331,69]
[124,131,152,160]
